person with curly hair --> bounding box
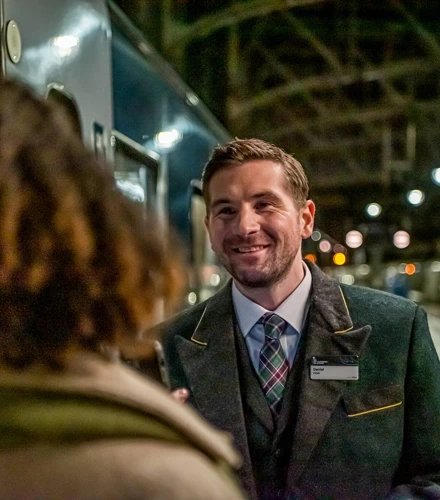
[0,77,245,500]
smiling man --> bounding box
[158,138,440,500]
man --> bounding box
[159,138,440,500]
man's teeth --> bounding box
[236,246,266,253]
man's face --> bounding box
[205,160,315,289]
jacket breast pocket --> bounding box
[343,384,403,418]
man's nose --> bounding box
[236,207,260,235]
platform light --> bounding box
[318,239,331,253]
[357,264,370,276]
[386,266,398,278]
[311,230,321,241]
[304,253,317,264]
[333,253,346,266]
[188,292,197,305]
[345,230,363,249]
[398,263,407,274]
[431,261,440,272]
[366,203,382,217]
[209,273,221,287]
[394,231,410,249]
[407,189,424,206]
[432,168,440,185]
[405,263,416,275]
[340,274,355,285]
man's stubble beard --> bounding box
[218,233,301,289]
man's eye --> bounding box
[218,207,235,215]
[256,202,271,209]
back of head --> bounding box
[202,137,309,208]
[0,78,184,369]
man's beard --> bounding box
[218,236,300,289]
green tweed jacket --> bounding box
[160,262,440,500]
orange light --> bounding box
[333,252,346,266]
[304,253,317,264]
[405,263,416,275]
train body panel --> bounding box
[1,0,113,150]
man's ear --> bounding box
[300,200,316,239]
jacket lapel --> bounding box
[286,263,371,488]
[175,283,258,500]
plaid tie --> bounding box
[258,312,289,415]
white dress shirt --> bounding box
[232,262,312,373]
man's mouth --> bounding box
[233,245,269,253]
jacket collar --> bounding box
[0,351,242,469]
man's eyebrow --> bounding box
[210,198,232,211]
[251,191,280,201]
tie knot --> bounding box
[258,313,286,340]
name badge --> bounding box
[310,355,359,380]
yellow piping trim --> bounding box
[190,307,208,346]
[347,401,402,417]
[334,288,354,334]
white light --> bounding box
[116,179,144,202]
[432,168,440,185]
[318,239,332,253]
[366,203,382,217]
[357,264,370,276]
[407,189,424,206]
[346,230,363,249]
[188,292,197,305]
[431,261,440,272]
[394,231,410,249]
[386,266,397,278]
[155,129,182,149]
[52,35,79,49]
[186,92,199,106]
[340,274,355,285]
[51,35,79,57]
[311,230,321,241]
[209,273,221,287]
[398,263,407,274]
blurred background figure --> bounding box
[0,77,244,500]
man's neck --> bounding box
[234,265,306,311]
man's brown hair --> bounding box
[202,138,309,209]
[0,78,184,369]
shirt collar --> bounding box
[232,261,312,337]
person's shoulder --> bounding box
[114,440,246,500]
[0,439,245,500]
[341,283,419,318]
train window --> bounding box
[111,130,160,215]
[46,85,82,138]
[189,180,229,303]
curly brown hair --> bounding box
[0,78,185,369]
[202,137,309,210]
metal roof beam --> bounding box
[167,0,329,52]
[233,58,439,117]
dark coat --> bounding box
[160,263,440,500]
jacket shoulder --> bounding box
[157,297,210,342]
[341,283,419,321]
